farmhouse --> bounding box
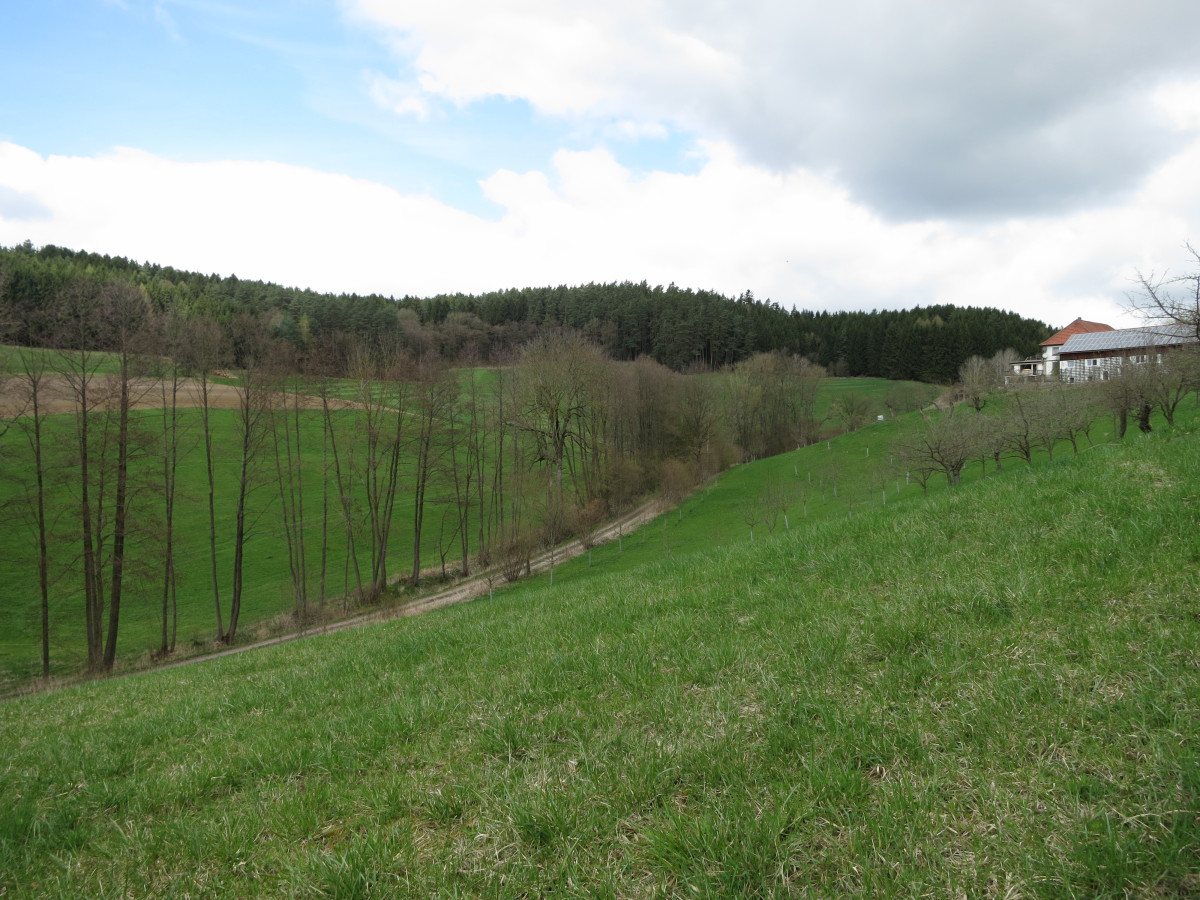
[1058,323,1198,382]
[1010,317,1114,378]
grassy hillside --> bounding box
[1,405,1197,897]
[0,369,929,686]
[521,387,1094,594]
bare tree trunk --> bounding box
[372,377,408,593]
[270,378,309,618]
[410,362,454,585]
[444,394,474,577]
[322,389,364,600]
[319,383,330,611]
[101,352,132,671]
[200,371,224,641]
[1138,402,1153,434]
[227,366,267,644]
[158,354,181,657]
[61,338,105,671]
[15,350,52,677]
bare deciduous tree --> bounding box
[225,315,272,644]
[409,356,457,585]
[893,407,985,489]
[517,333,608,497]
[1140,353,1200,427]
[960,348,1020,410]
[151,311,188,657]
[180,316,227,640]
[1130,242,1200,341]
[833,391,875,432]
[10,348,54,677]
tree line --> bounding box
[1,241,1052,382]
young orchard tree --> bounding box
[893,406,986,489]
[1129,243,1200,422]
[538,486,576,586]
[1099,365,1155,438]
[959,348,1019,411]
[995,387,1056,464]
[758,471,795,533]
[1139,353,1200,426]
[737,493,765,541]
[1042,381,1100,455]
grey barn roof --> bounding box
[1059,324,1195,355]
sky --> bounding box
[4,1,1200,328]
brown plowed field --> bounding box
[0,376,359,416]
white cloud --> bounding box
[342,0,738,118]
[603,120,670,142]
[1153,81,1200,132]
[367,72,432,120]
[342,0,1200,219]
[5,137,1200,329]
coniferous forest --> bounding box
[1,242,1051,382]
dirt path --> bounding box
[149,498,666,675]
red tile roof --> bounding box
[1041,317,1114,347]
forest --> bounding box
[0,241,1052,381]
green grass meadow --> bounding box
[1,401,1197,896]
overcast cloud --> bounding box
[348,0,1200,218]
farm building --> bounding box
[1010,317,1114,379]
[1057,323,1198,381]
